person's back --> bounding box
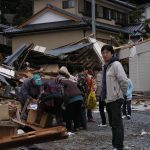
[58,66,83,131]
[61,78,82,105]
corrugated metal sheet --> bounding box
[4,44,28,66]
[45,43,93,57]
[4,21,87,35]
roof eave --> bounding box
[4,24,88,37]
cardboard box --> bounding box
[40,112,49,128]
[27,109,53,128]
[27,109,37,124]
[0,104,9,121]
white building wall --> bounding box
[119,40,150,92]
[145,7,150,20]
[138,51,150,91]
[129,56,140,91]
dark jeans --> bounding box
[122,100,131,116]
[99,100,106,125]
[81,107,87,129]
[106,99,124,150]
[65,101,82,131]
[87,109,93,120]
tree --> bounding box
[130,9,145,24]
[13,0,33,25]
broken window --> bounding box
[62,0,75,9]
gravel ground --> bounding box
[18,109,150,150]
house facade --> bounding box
[4,0,135,51]
[34,0,134,27]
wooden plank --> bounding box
[0,105,9,121]
[11,118,26,127]
[0,126,67,149]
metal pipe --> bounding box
[92,0,96,38]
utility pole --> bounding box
[92,0,96,38]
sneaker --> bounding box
[122,115,126,119]
[98,123,107,127]
[127,115,131,119]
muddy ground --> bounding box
[18,109,150,150]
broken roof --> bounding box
[123,22,149,37]
[45,43,93,57]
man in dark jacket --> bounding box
[20,74,43,108]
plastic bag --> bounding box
[87,91,97,109]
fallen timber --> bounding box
[0,126,68,149]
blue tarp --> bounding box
[45,43,93,57]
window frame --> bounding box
[62,0,75,9]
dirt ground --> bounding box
[17,109,150,150]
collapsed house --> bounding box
[0,36,104,148]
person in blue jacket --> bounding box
[122,78,133,119]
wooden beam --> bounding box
[0,126,67,149]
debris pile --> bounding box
[0,43,74,148]
[132,93,150,111]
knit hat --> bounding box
[32,74,42,86]
[59,66,70,76]
[101,45,114,55]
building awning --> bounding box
[45,42,93,57]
